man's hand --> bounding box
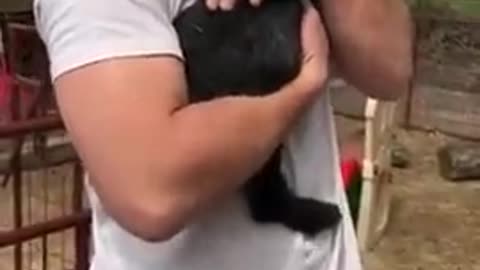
[292,5,330,98]
[319,0,415,100]
[205,0,262,10]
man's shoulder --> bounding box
[35,0,193,20]
[34,0,190,80]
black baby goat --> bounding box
[173,0,342,237]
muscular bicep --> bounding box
[54,56,188,168]
[54,56,190,224]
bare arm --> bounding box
[55,57,308,241]
[55,7,327,242]
[319,0,415,100]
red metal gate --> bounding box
[0,10,91,270]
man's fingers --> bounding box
[205,0,218,10]
[206,0,262,10]
[250,0,262,7]
[219,0,236,10]
[205,0,235,10]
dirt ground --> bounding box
[355,14,480,269]
[361,129,480,270]
[356,15,480,269]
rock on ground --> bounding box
[363,130,480,270]
[438,142,480,181]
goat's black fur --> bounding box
[173,0,341,236]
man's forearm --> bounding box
[319,0,415,100]
[166,84,310,208]
[138,82,313,239]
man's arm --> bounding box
[54,7,327,242]
[319,0,415,100]
[55,56,312,242]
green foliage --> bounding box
[408,0,453,15]
[409,0,480,17]
[448,0,480,17]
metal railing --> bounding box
[0,11,91,270]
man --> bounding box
[33,0,413,269]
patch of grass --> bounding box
[409,0,480,17]
[448,0,480,17]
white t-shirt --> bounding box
[33,0,363,269]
